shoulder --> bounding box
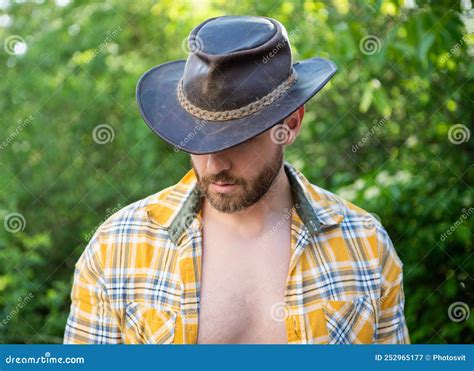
[78,168,197,270]
[78,186,177,265]
[308,181,377,227]
[99,188,171,236]
[308,182,400,266]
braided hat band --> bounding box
[176,69,298,122]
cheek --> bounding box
[247,135,279,160]
[230,142,261,167]
[233,138,278,172]
[238,133,273,156]
[190,155,207,173]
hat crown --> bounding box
[193,16,276,55]
[181,15,294,112]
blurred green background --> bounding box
[0,0,473,343]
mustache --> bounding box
[200,171,245,186]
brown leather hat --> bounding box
[136,15,337,154]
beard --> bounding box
[192,146,283,213]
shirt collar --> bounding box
[146,161,344,243]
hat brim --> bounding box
[136,57,337,155]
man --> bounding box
[64,15,410,344]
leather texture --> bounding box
[136,15,337,154]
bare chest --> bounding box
[196,222,291,344]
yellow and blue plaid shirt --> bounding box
[64,162,410,344]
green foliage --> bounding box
[0,0,472,343]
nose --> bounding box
[206,152,231,175]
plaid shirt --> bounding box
[64,162,410,344]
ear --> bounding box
[283,105,304,145]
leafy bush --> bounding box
[0,0,472,343]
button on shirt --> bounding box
[64,162,410,344]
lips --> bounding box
[210,182,237,193]
[213,182,234,186]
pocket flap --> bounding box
[123,302,177,344]
[322,296,376,344]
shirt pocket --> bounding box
[322,295,377,344]
[123,302,177,344]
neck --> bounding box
[202,164,294,237]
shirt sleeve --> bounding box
[63,234,122,344]
[374,224,410,344]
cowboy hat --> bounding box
[136,15,337,154]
